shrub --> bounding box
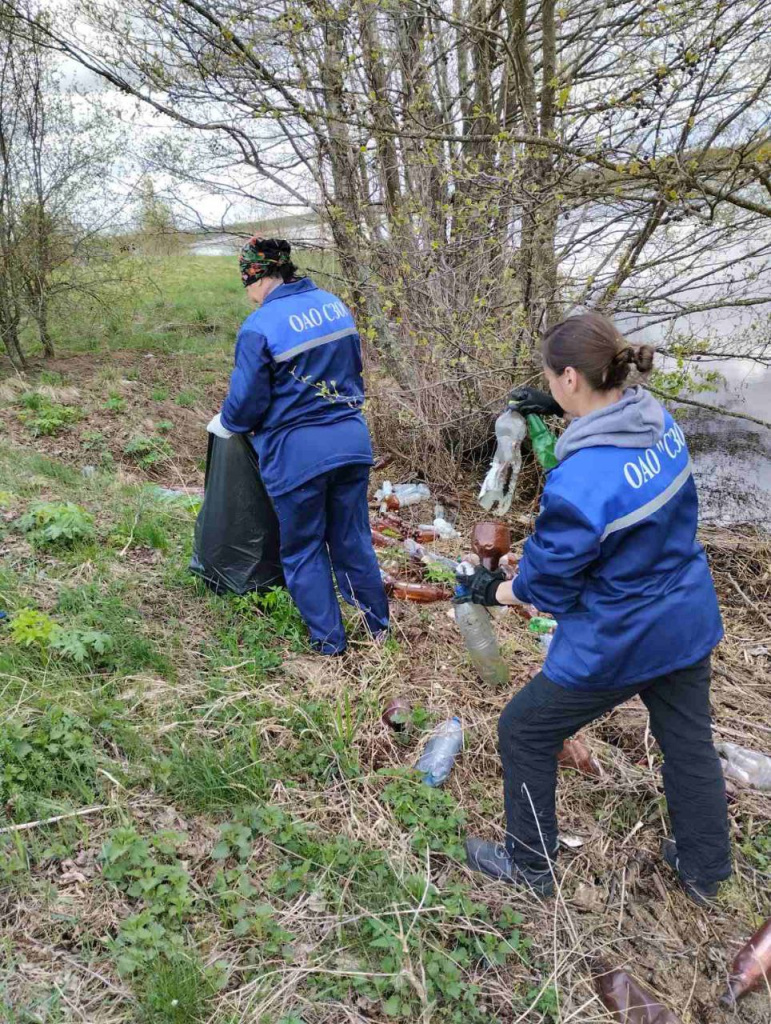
[17,393,81,436]
[16,501,94,548]
[124,435,175,469]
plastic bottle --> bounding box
[595,967,682,1024]
[527,414,558,471]
[454,557,509,688]
[478,410,526,514]
[715,741,771,791]
[720,917,771,1006]
[558,735,602,777]
[528,616,558,634]
[415,717,463,787]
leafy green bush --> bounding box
[124,434,175,469]
[16,501,95,548]
[100,827,194,976]
[8,608,113,666]
[17,392,82,436]
[0,708,98,821]
[380,769,467,857]
[104,392,127,413]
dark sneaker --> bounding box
[465,838,555,896]
[661,838,720,906]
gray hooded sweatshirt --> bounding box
[554,386,664,462]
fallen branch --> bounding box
[725,574,771,634]
[647,386,771,430]
[0,804,108,835]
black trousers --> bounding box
[498,655,732,886]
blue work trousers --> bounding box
[271,464,390,654]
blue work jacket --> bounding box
[220,278,373,496]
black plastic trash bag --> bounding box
[190,434,284,595]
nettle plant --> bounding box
[16,501,95,548]
[17,392,82,437]
[9,608,113,667]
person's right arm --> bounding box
[219,326,273,433]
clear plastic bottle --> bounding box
[455,600,510,687]
[478,410,526,514]
[415,717,463,787]
[716,742,771,791]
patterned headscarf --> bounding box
[239,236,292,287]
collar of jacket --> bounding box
[260,277,317,306]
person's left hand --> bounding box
[456,565,506,606]
[207,413,233,439]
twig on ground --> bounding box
[0,804,109,835]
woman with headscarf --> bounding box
[208,237,389,654]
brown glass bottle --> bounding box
[721,917,771,1006]
[558,735,602,777]
[471,522,511,570]
[383,576,451,603]
[595,968,682,1023]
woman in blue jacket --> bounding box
[208,237,389,654]
[463,312,731,904]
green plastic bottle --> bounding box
[527,414,558,470]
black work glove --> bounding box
[508,386,563,417]
[455,566,506,606]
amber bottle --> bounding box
[595,967,682,1023]
[471,521,511,570]
[558,735,602,777]
[721,917,771,1005]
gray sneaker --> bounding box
[465,838,555,896]
[661,838,720,906]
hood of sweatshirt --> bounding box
[555,386,664,462]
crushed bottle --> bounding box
[558,735,602,777]
[595,967,683,1024]
[415,717,463,787]
[715,741,771,791]
[720,916,771,1006]
[527,414,558,471]
[478,410,526,515]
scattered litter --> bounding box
[558,735,602,777]
[372,453,394,472]
[478,410,526,515]
[539,634,553,653]
[716,741,771,790]
[149,485,202,506]
[415,717,463,787]
[595,967,682,1023]
[402,538,458,572]
[527,414,558,471]
[382,697,411,732]
[721,916,771,1006]
[375,481,431,511]
[81,465,96,479]
[431,517,460,540]
[559,834,585,850]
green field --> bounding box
[0,255,769,1023]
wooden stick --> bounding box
[0,804,108,835]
